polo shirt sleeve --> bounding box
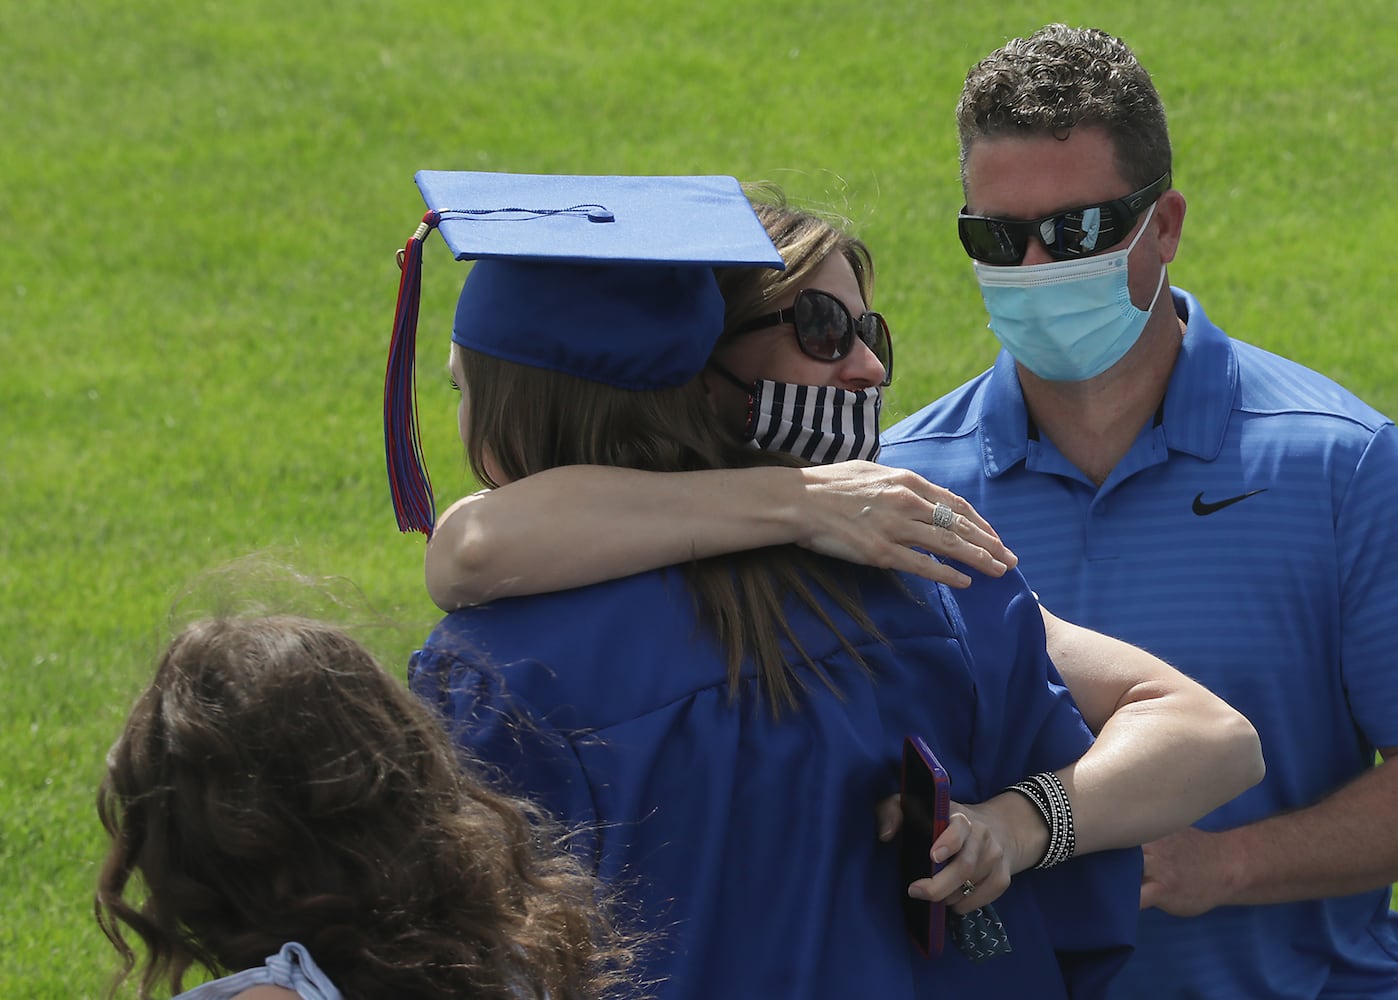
[1335,420,1398,750]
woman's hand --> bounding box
[794,462,1015,588]
[877,791,1046,912]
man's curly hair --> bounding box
[96,615,640,999]
[956,24,1172,190]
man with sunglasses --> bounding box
[883,23,1398,1000]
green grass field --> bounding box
[2,0,1395,993]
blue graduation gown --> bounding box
[410,560,1138,999]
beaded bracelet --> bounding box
[1005,771,1076,870]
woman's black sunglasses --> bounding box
[730,288,893,386]
[957,171,1171,266]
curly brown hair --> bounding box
[956,23,1172,190]
[96,615,638,999]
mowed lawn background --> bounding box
[2,0,1394,993]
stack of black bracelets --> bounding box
[1006,771,1076,870]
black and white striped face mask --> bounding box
[740,378,883,464]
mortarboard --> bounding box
[384,171,784,537]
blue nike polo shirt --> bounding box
[883,288,1398,999]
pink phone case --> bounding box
[900,734,950,958]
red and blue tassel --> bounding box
[383,210,441,537]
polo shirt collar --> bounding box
[976,350,1033,479]
[973,287,1239,478]
[1158,288,1239,462]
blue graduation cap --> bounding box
[384,171,784,536]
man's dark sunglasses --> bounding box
[731,288,893,386]
[957,171,1172,266]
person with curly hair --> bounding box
[96,614,638,1000]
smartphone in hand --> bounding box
[899,734,950,958]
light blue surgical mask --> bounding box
[971,203,1166,382]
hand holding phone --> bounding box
[899,734,949,958]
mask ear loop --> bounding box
[1126,203,1168,315]
[705,360,758,394]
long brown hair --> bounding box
[96,615,637,999]
[715,193,875,339]
[459,198,884,714]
